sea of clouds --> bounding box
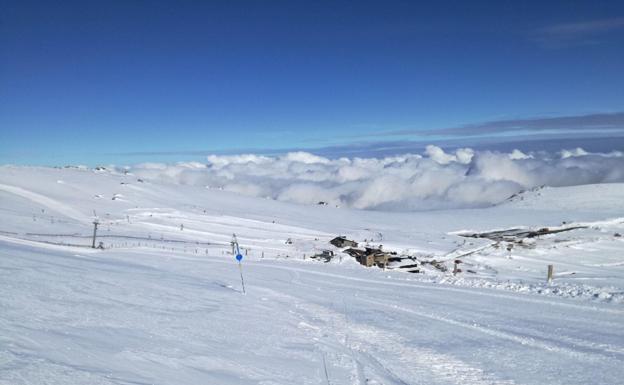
[128,145,624,211]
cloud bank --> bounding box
[128,146,624,211]
[360,112,624,139]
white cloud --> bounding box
[560,147,588,159]
[425,145,474,165]
[129,147,624,211]
[455,148,475,164]
[509,149,532,160]
[207,154,271,169]
[282,151,330,164]
[425,145,456,164]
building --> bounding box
[329,236,358,248]
[345,246,393,268]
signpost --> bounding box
[232,233,246,294]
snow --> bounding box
[1,165,624,384]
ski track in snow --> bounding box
[269,288,516,385]
[281,269,624,360]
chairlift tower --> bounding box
[92,218,100,248]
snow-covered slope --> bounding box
[2,239,623,385]
[1,166,623,384]
[1,165,623,296]
[501,183,624,212]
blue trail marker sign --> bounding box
[232,234,246,294]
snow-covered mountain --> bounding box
[1,165,623,384]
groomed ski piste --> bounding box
[1,159,624,384]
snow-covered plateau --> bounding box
[1,163,623,384]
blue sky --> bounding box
[1,0,623,165]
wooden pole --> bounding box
[547,264,554,283]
